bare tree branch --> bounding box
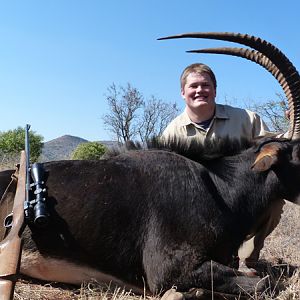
[138,96,179,142]
[245,93,289,133]
[102,84,179,143]
[102,83,144,142]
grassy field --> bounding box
[1,156,299,299]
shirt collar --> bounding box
[215,104,230,119]
[181,109,194,126]
[181,104,229,127]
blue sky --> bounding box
[1,1,299,142]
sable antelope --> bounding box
[1,32,300,299]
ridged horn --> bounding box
[158,32,300,139]
[188,47,295,137]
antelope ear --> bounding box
[251,143,281,172]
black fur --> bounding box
[1,137,300,297]
[105,136,254,164]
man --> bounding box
[162,63,284,275]
[162,63,269,142]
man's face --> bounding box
[181,72,216,111]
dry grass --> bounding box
[14,280,157,300]
[0,153,19,171]
[258,202,300,300]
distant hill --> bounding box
[40,135,118,162]
[40,135,88,162]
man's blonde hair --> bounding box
[180,63,217,90]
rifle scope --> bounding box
[31,163,49,227]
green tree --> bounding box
[0,127,43,162]
[71,142,107,160]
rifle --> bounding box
[0,125,30,300]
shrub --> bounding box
[71,142,107,160]
[0,127,43,162]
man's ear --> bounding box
[251,143,281,172]
[213,87,216,98]
[180,88,185,99]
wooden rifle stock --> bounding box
[0,151,26,300]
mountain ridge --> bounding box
[40,134,117,162]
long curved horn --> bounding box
[158,32,300,139]
[188,47,295,138]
